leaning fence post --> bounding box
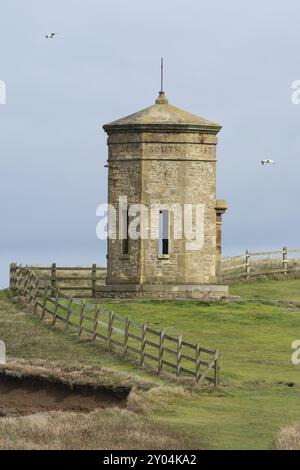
[9,263,15,291]
[214,352,220,388]
[158,329,165,374]
[140,324,147,367]
[92,264,97,298]
[196,343,201,382]
[28,272,35,303]
[14,264,18,291]
[41,283,49,319]
[25,269,31,298]
[16,266,22,293]
[245,250,251,279]
[92,306,100,342]
[107,311,114,348]
[51,263,57,296]
[124,317,130,356]
[22,268,30,299]
[52,289,61,326]
[13,264,16,289]
[283,246,288,276]
[78,300,86,337]
[19,266,25,295]
[19,267,25,296]
[26,269,32,299]
[176,335,183,377]
[16,264,23,292]
[13,263,18,291]
[32,278,40,315]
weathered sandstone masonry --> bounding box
[99,91,228,299]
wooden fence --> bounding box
[9,264,220,386]
[222,247,300,281]
[12,248,300,294]
[16,264,107,298]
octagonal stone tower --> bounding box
[100,90,228,299]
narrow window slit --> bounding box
[159,210,169,255]
[121,209,129,255]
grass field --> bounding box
[1,278,300,449]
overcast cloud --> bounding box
[1,0,300,286]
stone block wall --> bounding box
[106,131,218,286]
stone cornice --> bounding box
[103,123,222,135]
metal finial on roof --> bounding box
[155,57,169,104]
[160,57,164,93]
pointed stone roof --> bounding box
[103,92,222,134]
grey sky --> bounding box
[1,0,300,286]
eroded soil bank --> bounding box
[0,370,129,417]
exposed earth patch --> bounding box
[0,371,129,417]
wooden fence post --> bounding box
[140,324,147,366]
[23,269,30,299]
[28,272,35,303]
[26,270,32,299]
[51,263,57,296]
[124,317,130,356]
[10,263,15,291]
[283,246,288,276]
[92,306,100,342]
[158,329,165,374]
[18,267,24,295]
[15,265,21,294]
[176,335,183,377]
[13,263,18,291]
[107,312,114,348]
[245,250,251,279]
[20,268,27,296]
[14,264,19,291]
[92,264,97,298]
[16,265,23,292]
[21,268,29,298]
[214,352,220,388]
[41,284,49,319]
[78,300,86,337]
[32,278,40,315]
[20,266,25,295]
[26,270,32,298]
[196,343,201,382]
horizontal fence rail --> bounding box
[19,247,300,295]
[222,247,300,281]
[9,264,220,386]
[18,263,107,298]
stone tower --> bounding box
[101,90,228,299]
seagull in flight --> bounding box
[261,159,276,165]
[45,32,58,39]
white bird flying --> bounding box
[261,159,276,165]
[45,32,58,39]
